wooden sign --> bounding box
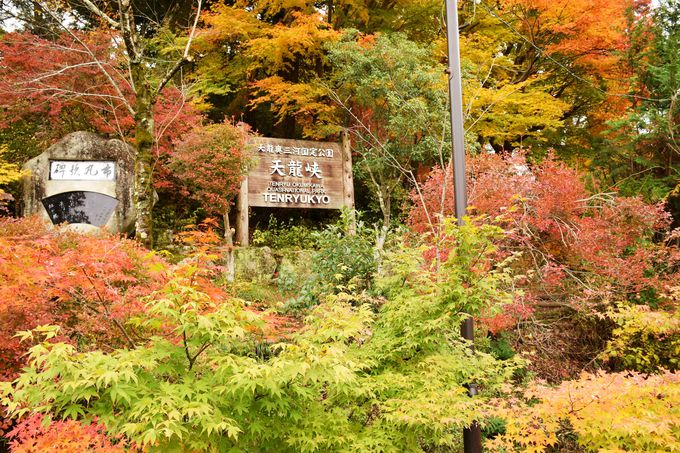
[236,134,354,245]
[246,137,347,209]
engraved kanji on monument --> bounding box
[22,131,136,234]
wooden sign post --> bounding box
[235,134,354,246]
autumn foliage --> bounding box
[0,217,170,381]
[0,31,203,167]
[8,414,125,453]
[488,370,680,452]
[408,152,679,335]
[0,0,678,450]
[169,121,249,216]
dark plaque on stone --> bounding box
[41,191,118,227]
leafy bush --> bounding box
[252,215,319,251]
[0,217,170,381]
[408,152,678,316]
[407,152,679,381]
[8,414,125,452]
[604,303,680,373]
[488,371,680,452]
[281,211,378,310]
[1,218,523,452]
[169,121,248,218]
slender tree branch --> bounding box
[34,1,136,116]
[81,268,136,349]
[154,0,203,99]
[79,0,120,28]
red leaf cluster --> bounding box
[169,121,249,215]
[0,31,203,169]
[408,152,678,332]
[0,217,169,381]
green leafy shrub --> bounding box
[1,218,523,452]
[252,215,318,251]
[282,211,378,310]
[603,302,680,373]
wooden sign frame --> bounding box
[236,131,354,246]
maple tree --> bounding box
[8,414,125,453]
[488,370,680,452]
[409,151,677,305]
[0,216,171,381]
[453,0,650,154]
[194,4,342,139]
[169,120,248,221]
[407,151,679,378]
[0,220,522,451]
[192,0,447,139]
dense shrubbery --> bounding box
[604,303,680,372]
[1,219,522,452]
[2,182,679,451]
[408,152,680,379]
[488,370,680,452]
[276,211,380,310]
[252,215,320,252]
[0,0,678,449]
[0,217,170,381]
[409,152,677,312]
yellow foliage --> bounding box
[200,6,263,45]
[603,303,680,372]
[251,76,340,139]
[0,145,25,204]
[457,7,571,145]
[487,371,680,452]
[246,12,339,74]
[464,75,570,143]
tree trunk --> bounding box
[132,66,155,248]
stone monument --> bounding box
[23,131,136,234]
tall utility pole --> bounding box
[444,1,483,452]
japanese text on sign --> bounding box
[256,143,334,158]
[270,159,323,179]
[50,161,116,181]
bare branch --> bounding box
[154,0,203,98]
[79,0,120,28]
[19,61,105,84]
[33,1,136,116]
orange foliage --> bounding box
[500,0,636,75]
[0,217,169,380]
[8,414,127,453]
[498,0,653,123]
